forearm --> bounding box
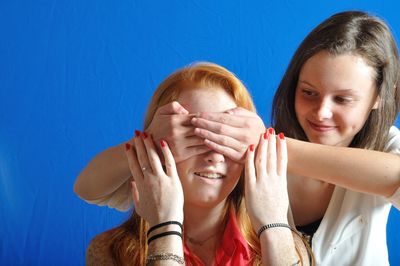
[147,236,184,265]
[260,228,300,266]
[287,138,400,197]
[74,142,131,200]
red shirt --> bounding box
[183,211,252,265]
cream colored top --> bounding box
[312,126,400,266]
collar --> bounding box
[183,210,251,265]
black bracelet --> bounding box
[147,221,183,237]
[147,231,182,245]
[257,223,296,238]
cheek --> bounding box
[228,164,243,181]
[294,97,307,121]
[175,160,192,180]
[340,111,370,131]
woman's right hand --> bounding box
[125,132,184,226]
[145,101,211,163]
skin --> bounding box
[73,101,210,201]
[188,52,400,226]
[175,87,243,209]
[126,86,302,265]
[295,51,379,147]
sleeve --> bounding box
[385,126,400,210]
[84,180,133,212]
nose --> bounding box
[203,151,225,164]
[315,99,333,121]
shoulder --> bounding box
[86,229,118,266]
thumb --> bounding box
[156,101,189,115]
[226,107,255,117]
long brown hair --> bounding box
[108,62,263,265]
[272,11,400,150]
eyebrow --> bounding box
[298,80,358,94]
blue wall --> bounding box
[1,1,399,265]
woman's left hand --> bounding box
[190,107,265,163]
[244,130,290,231]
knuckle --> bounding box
[219,136,228,146]
[243,119,252,128]
[215,123,224,134]
[171,101,180,109]
[165,161,174,169]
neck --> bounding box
[184,201,227,239]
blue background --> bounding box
[1,1,399,265]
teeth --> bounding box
[195,172,223,179]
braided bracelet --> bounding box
[257,223,297,239]
[147,221,183,237]
[258,223,308,266]
[146,252,185,265]
[147,231,182,245]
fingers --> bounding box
[184,144,211,158]
[141,133,164,175]
[193,127,244,152]
[125,142,143,183]
[156,101,189,115]
[276,133,288,177]
[159,139,178,177]
[192,113,246,129]
[266,128,277,174]
[255,132,268,179]
[225,107,258,117]
[134,133,153,175]
[181,135,206,147]
[203,139,243,162]
[245,144,256,187]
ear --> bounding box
[372,95,380,110]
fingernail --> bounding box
[263,132,268,139]
[278,132,285,140]
[249,144,255,152]
[268,127,275,135]
[134,130,140,137]
[160,139,166,147]
[142,132,148,139]
[125,143,131,150]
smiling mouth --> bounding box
[194,172,224,179]
[308,121,337,132]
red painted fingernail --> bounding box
[268,127,274,135]
[249,144,255,152]
[142,132,148,139]
[134,130,140,137]
[263,132,268,139]
[160,139,166,147]
[125,143,131,150]
[278,133,285,140]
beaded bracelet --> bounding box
[147,221,183,237]
[146,252,185,265]
[147,231,182,245]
